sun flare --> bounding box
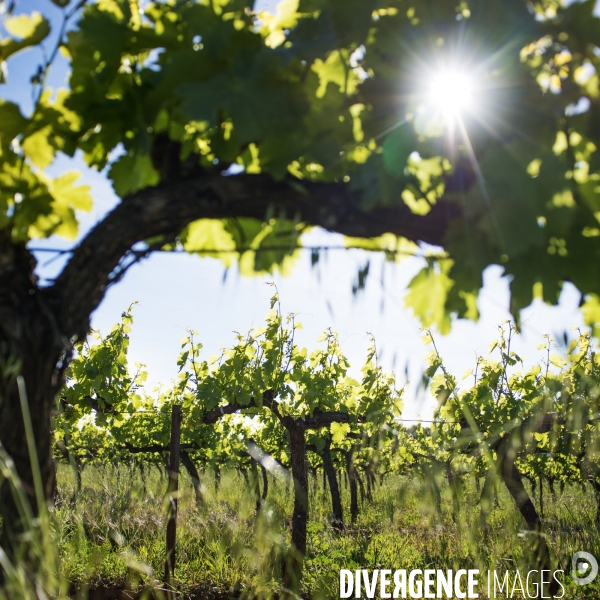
[427,69,475,119]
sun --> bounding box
[427,69,475,120]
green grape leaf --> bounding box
[582,294,600,338]
[0,12,50,67]
[405,261,454,334]
[48,171,93,239]
[330,422,350,444]
[22,126,55,168]
[108,153,160,197]
[183,220,237,266]
[0,100,28,142]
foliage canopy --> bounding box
[1,0,600,331]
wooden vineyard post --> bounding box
[165,404,182,595]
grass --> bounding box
[48,463,600,599]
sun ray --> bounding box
[455,115,505,250]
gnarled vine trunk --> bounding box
[322,444,343,527]
[0,241,66,567]
[590,478,600,532]
[282,424,308,596]
[261,463,268,501]
[249,456,262,514]
[180,450,203,507]
[345,448,358,524]
[497,440,558,599]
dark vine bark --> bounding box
[588,478,600,532]
[357,472,366,504]
[445,461,460,524]
[249,457,262,514]
[0,239,66,567]
[322,443,344,528]
[180,450,203,508]
[139,462,147,496]
[261,463,268,502]
[282,424,308,595]
[496,438,558,598]
[365,464,373,502]
[345,449,359,524]
[213,465,221,492]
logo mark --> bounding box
[572,551,598,585]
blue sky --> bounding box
[3,0,596,419]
